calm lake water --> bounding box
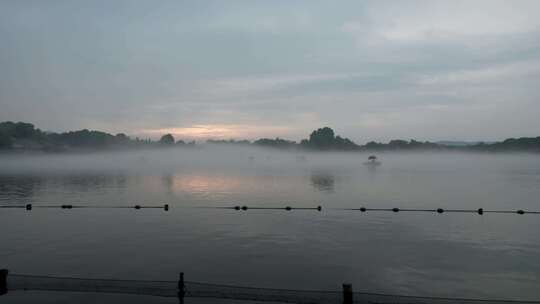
[1,148,540,302]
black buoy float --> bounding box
[317,206,322,211]
[134,205,141,210]
[517,209,525,215]
[392,208,399,212]
[437,208,444,214]
[285,206,292,211]
[164,204,169,211]
[359,207,366,212]
[26,204,32,211]
[477,208,483,215]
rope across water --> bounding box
[1,203,539,215]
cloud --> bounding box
[343,0,540,43]
[417,60,540,86]
[1,0,540,141]
[209,73,355,96]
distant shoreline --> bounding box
[1,121,539,154]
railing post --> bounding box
[342,283,353,304]
[178,272,185,304]
[0,269,8,296]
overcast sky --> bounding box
[1,0,539,142]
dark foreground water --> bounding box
[1,148,540,303]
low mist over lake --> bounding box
[1,147,540,301]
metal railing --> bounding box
[2,270,539,304]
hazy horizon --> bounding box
[1,120,527,144]
[1,0,540,143]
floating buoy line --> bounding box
[338,207,540,215]
[197,205,323,211]
[0,204,169,211]
[1,203,539,215]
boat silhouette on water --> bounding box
[363,155,381,166]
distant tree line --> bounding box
[466,137,540,152]
[0,121,193,151]
[1,121,539,153]
[362,139,441,151]
[206,139,251,145]
[254,138,296,149]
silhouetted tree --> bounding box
[0,131,12,148]
[308,127,335,149]
[115,133,129,141]
[301,127,358,150]
[159,134,175,145]
[0,121,44,141]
